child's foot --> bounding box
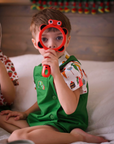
[71,128,108,143]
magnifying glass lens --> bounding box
[41,27,63,49]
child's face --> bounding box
[41,28,63,49]
[32,28,71,58]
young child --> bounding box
[0,23,19,112]
[0,9,108,144]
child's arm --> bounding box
[0,60,15,104]
[54,73,81,115]
[1,101,40,120]
[24,101,40,117]
[42,49,81,115]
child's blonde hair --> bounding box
[30,8,71,38]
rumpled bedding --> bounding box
[0,54,114,144]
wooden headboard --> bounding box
[0,4,114,61]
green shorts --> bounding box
[27,111,88,133]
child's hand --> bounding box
[0,110,27,121]
[42,49,60,78]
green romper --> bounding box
[27,55,88,133]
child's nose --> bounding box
[49,45,56,48]
[48,40,56,49]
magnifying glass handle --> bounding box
[42,65,51,77]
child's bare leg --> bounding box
[71,128,108,143]
[8,126,108,144]
[8,125,108,144]
[8,125,83,144]
[0,115,29,133]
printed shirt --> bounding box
[0,50,19,106]
[34,51,88,95]
[59,51,88,94]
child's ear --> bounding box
[31,38,38,50]
[66,35,71,47]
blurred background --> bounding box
[0,0,114,61]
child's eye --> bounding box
[42,37,48,43]
[56,36,63,41]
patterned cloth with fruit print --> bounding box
[0,50,19,106]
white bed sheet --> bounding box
[0,54,114,144]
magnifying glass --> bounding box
[38,19,68,77]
